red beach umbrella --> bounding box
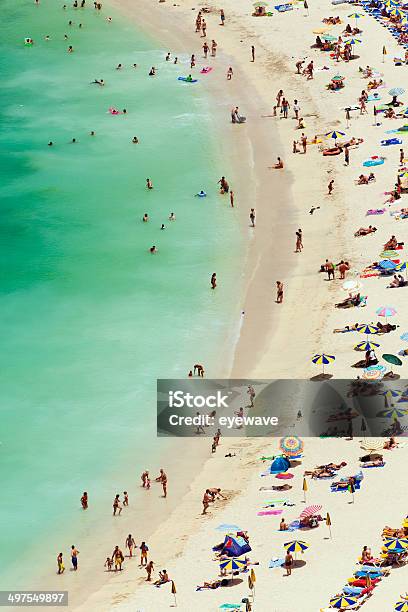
[300,504,322,519]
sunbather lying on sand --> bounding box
[367,79,383,89]
[383,436,397,449]
[317,461,347,470]
[361,459,385,467]
[304,468,335,478]
[355,225,377,236]
[196,579,224,590]
[387,274,406,288]
[376,321,398,333]
[333,323,360,333]
[335,293,364,308]
[356,174,375,185]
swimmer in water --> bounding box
[169,212,176,221]
[149,246,157,254]
[122,109,127,114]
[68,45,73,52]
[143,213,149,222]
[132,63,137,68]
[64,34,68,40]
[165,52,171,61]
[211,273,217,289]
[146,178,153,190]
[149,67,156,76]
[174,57,178,64]
[48,141,53,146]
[92,79,104,86]
[71,138,76,143]
[107,16,112,22]
[160,224,166,230]
[132,137,139,143]
[45,35,50,41]
[116,63,122,70]
[196,190,206,197]
[90,131,95,136]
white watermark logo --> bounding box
[168,390,230,409]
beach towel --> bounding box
[361,462,386,468]
[366,208,386,215]
[274,3,293,11]
[257,510,283,516]
[269,557,284,568]
[343,586,363,596]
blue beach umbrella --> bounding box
[311,353,335,376]
[355,340,380,351]
[329,595,358,609]
[326,130,345,144]
[383,537,408,552]
[395,601,408,612]
[357,324,379,340]
[219,557,246,574]
[389,87,405,98]
[344,38,362,45]
[378,407,408,418]
[389,8,404,18]
[400,332,408,341]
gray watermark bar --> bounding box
[0,592,68,607]
[157,379,408,437]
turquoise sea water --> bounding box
[0,0,242,586]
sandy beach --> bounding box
[64,0,408,609]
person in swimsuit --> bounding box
[211,273,217,289]
[113,494,122,515]
[276,281,284,303]
[112,546,124,571]
[57,553,65,574]
[80,491,88,509]
[156,469,168,497]
[71,545,79,571]
[125,534,136,557]
[140,541,149,565]
[284,552,293,575]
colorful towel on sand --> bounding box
[269,557,284,568]
[257,510,283,516]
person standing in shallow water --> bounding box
[276,281,284,303]
[211,273,217,289]
[71,545,79,571]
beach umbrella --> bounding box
[382,353,403,376]
[376,305,397,321]
[389,87,405,98]
[383,537,408,552]
[360,438,385,451]
[381,389,402,398]
[379,259,397,271]
[357,324,378,341]
[326,130,345,144]
[276,472,294,480]
[302,477,308,503]
[395,262,407,278]
[380,250,399,258]
[384,0,400,7]
[216,524,241,531]
[220,557,246,577]
[300,505,322,519]
[171,580,177,606]
[329,595,358,609]
[362,368,382,380]
[378,407,408,418]
[284,540,309,560]
[326,512,332,538]
[279,435,304,457]
[311,353,335,375]
[389,8,404,18]
[348,12,364,29]
[342,279,362,293]
[395,602,408,612]
[344,38,362,45]
[321,34,337,42]
[354,340,380,352]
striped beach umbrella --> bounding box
[344,38,362,45]
[284,540,309,554]
[381,250,399,258]
[389,8,404,18]
[395,262,407,278]
[329,595,358,609]
[376,305,397,321]
[383,537,408,552]
[279,435,304,457]
[311,353,335,375]
[220,558,246,573]
[378,407,408,418]
[379,259,397,271]
[326,130,345,144]
[348,12,364,27]
[381,388,402,399]
[395,602,408,612]
[300,505,322,519]
[384,0,400,6]
[401,332,408,341]
[357,324,378,340]
[354,340,380,352]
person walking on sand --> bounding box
[140,542,149,566]
[220,9,225,25]
[296,59,304,74]
[301,132,307,154]
[295,229,303,252]
[249,208,255,227]
[123,491,129,506]
[203,42,209,58]
[284,551,293,576]
[338,260,349,280]
[247,385,255,407]
[328,179,334,195]
[276,89,283,107]
[211,272,217,289]
[276,281,284,304]
[227,66,233,80]
[71,545,79,571]
[230,191,234,207]
[113,493,122,516]
[201,19,207,37]
[251,45,255,62]
[344,145,350,166]
[325,259,335,280]
[57,553,65,575]
[125,534,136,557]
[156,468,168,497]
[293,99,300,120]
[281,98,290,119]
[112,546,124,571]
[145,560,154,581]
[211,40,217,57]
[400,148,405,165]
[202,489,212,514]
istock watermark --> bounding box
[157,378,408,438]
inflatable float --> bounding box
[363,156,385,167]
[108,107,121,115]
[200,67,212,74]
[195,191,207,197]
[178,76,197,83]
